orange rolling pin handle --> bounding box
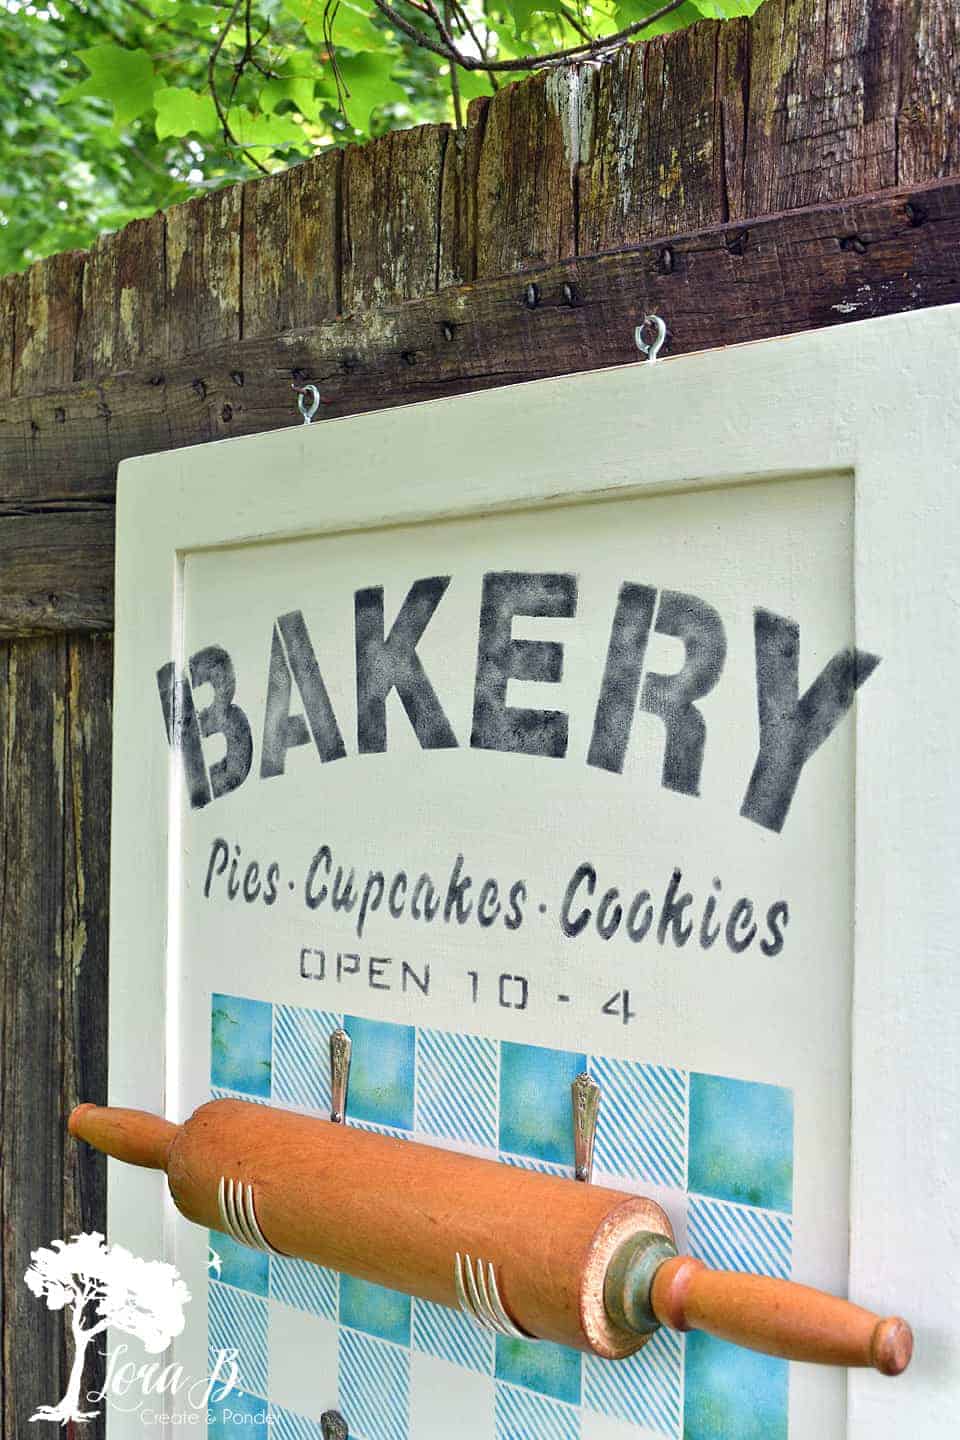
[69,1102,179,1173]
[650,1257,913,1376]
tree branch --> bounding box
[367,0,690,71]
[208,0,271,174]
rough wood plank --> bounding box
[0,273,20,403]
[0,638,69,1435]
[0,178,956,528]
[578,29,730,254]
[898,0,960,184]
[75,214,167,382]
[0,508,114,635]
[341,126,448,310]
[166,184,242,359]
[742,0,901,216]
[438,97,490,288]
[474,70,578,276]
[59,634,111,1440]
[13,251,85,398]
[242,152,341,337]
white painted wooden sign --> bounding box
[108,306,960,1439]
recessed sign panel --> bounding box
[153,470,864,1439]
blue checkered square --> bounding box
[413,1295,493,1374]
[590,1056,687,1189]
[583,1326,681,1435]
[687,1195,792,1279]
[270,1251,338,1319]
[273,1005,340,1114]
[271,1410,325,1440]
[339,1328,409,1440]
[495,1382,579,1438]
[208,1229,269,1297]
[208,1280,268,1398]
[416,1028,497,1149]
[684,1332,788,1440]
[341,1274,411,1347]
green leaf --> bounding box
[613,0,705,33]
[337,52,406,128]
[62,44,155,129]
[154,87,219,140]
[331,2,394,53]
[229,106,309,150]
[262,75,320,119]
[283,0,329,46]
[454,69,497,101]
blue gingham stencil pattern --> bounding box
[687,1195,793,1280]
[338,1329,409,1440]
[589,1055,687,1189]
[208,1279,268,1398]
[583,1327,682,1436]
[495,1382,580,1439]
[208,995,794,1440]
[416,1026,498,1149]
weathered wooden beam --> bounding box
[2,176,959,513]
[0,506,114,636]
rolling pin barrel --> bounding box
[69,1099,912,1373]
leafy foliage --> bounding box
[0,0,764,275]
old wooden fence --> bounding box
[0,0,958,1426]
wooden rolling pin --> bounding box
[69,1099,912,1373]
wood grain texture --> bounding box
[75,214,167,381]
[241,152,340,337]
[0,507,114,635]
[166,184,242,359]
[341,125,448,310]
[0,178,957,536]
[0,636,110,1437]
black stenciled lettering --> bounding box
[388,872,407,918]
[355,578,458,753]
[658,868,693,946]
[761,900,790,957]
[640,591,726,795]
[741,609,881,832]
[561,862,595,937]
[305,846,332,909]
[726,897,757,953]
[699,878,722,949]
[596,888,622,940]
[260,611,346,778]
[587,583,657,772]
[625,890,654,943]
[504,881,526,931]
[190,647,253,802]
[411,873,440,921]
[471,571,577,758]
[157,662,211,809]
[332,868,357,913]
[477,878,501,928]
[204,837,229,897]
[357,872,385,939]
[444,855,473,924]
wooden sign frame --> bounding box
[108,304,960,1437]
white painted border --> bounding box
[109,305,960,1437]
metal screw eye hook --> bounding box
[635,313,667,363]
[293,382,321,424]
